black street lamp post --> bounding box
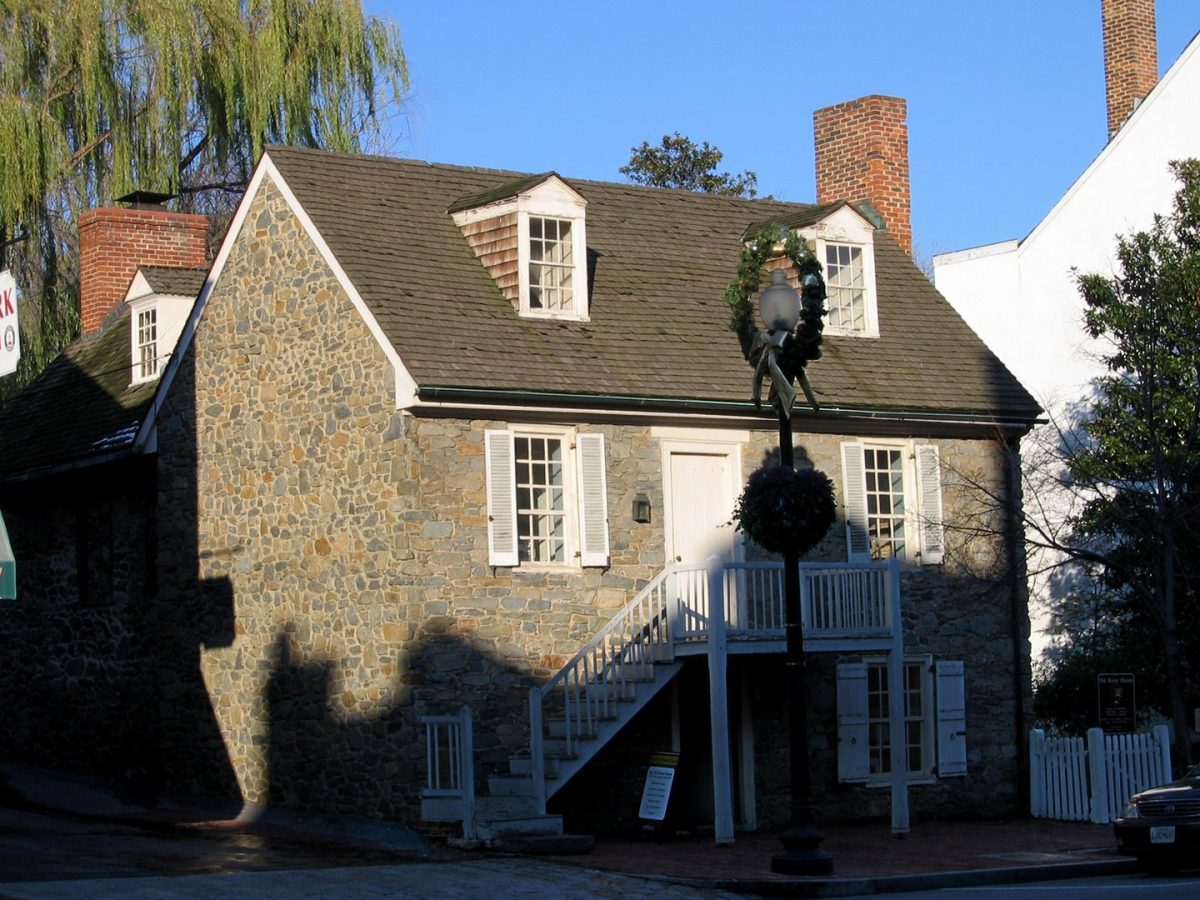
[755,269,834,876]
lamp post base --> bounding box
[771,817,833,875]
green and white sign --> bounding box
[0,509,15,600]
[0,269,19,377]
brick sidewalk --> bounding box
[547,819,1121,881]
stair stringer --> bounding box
[544,658,684,800]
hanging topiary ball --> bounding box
[733,465,836,556]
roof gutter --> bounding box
[0,446,140,489]
[415,386,1042,432]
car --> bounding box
[1113,761,1200,872]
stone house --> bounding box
[0,95,1040,840]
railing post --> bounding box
[460,706,477,840]
[666,567,681,660]
[1087,727,1108,824]
[707,554,734,845]
[1029,728,1045,818]
[884,556,908,834]
[529,688,546,815]
[1152,723,1172,781]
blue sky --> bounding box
[364,1,1198,261]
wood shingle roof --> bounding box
[266,146,1039,422]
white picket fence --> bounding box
[1029,725,1172,824]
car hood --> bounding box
[1134,777,1200,802]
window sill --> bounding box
[865,776,937,788]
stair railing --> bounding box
[529,562,708,812]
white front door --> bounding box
[666,449,738,565]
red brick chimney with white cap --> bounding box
[813,95,911,255]
[1102,0,1158,139]
[77,193,208,336]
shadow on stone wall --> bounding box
[144,345,240,801]
[261,620,545,818]
[0,349,239,804]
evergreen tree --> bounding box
[620,132,758,198]
[1060,159,1200,766]
[0,0,409,402]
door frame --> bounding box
[658,432,747,567]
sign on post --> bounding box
[0,269,19,377]
[1098,673,1136,733]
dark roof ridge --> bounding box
[262,143,827,215]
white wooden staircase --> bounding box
[422,557,905,846]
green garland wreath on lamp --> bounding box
[723,224,827,410]
[725,223,835,556]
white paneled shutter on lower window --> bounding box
[836,662,870,782]
[840,442,870,561]
[576,433,610,567]
[484,430,519,567]
[915,444,945,565]
[935,660,967,776]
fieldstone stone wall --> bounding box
[0,461,163,778]
[149,177,1030,827]
[740,432,1032,823]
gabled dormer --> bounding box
[750,202,881,339]
[125,266,206,384]
[449,174,589,321]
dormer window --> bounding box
[136,306,159,380]
[528,217,575,313]
[451,174,589,322]
[824,242,868,332]
[807,207,878,338]
[124,266,206,386]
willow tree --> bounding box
[0,0,409,400]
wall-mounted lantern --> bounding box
[632,493,652,524]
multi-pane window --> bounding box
[514,435,566,563]
[137,307,158,379]
[528,217,574,313]
[825,242,866,332]
[867,660,928,776]
[864,446,906,560]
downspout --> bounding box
[1004,435,1031,815]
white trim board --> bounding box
[135,152,419,453]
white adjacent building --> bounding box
[935,0,1199,411]
[933,0,1200,652]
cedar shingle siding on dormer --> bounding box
[460,212,519,306]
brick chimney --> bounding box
[813,95,911,255]
[77,195,208,336]
[1102,0,1158,138]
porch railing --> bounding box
[526,557,901,813]
[420,707,475,839]
[673,559,897,644]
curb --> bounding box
[637,856,1139,897]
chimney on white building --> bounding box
[1102,0,1159,138]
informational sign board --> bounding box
[1098,673,1136,733]
[637,750,679,823]
[0,509,15,600]
[0,269,19,377]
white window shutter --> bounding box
[837,663,870,782]
[576,433,610,567]
[484,430,519,567]
[915,444,944,565]
[935,660,967,777]
[840,442,869,561]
